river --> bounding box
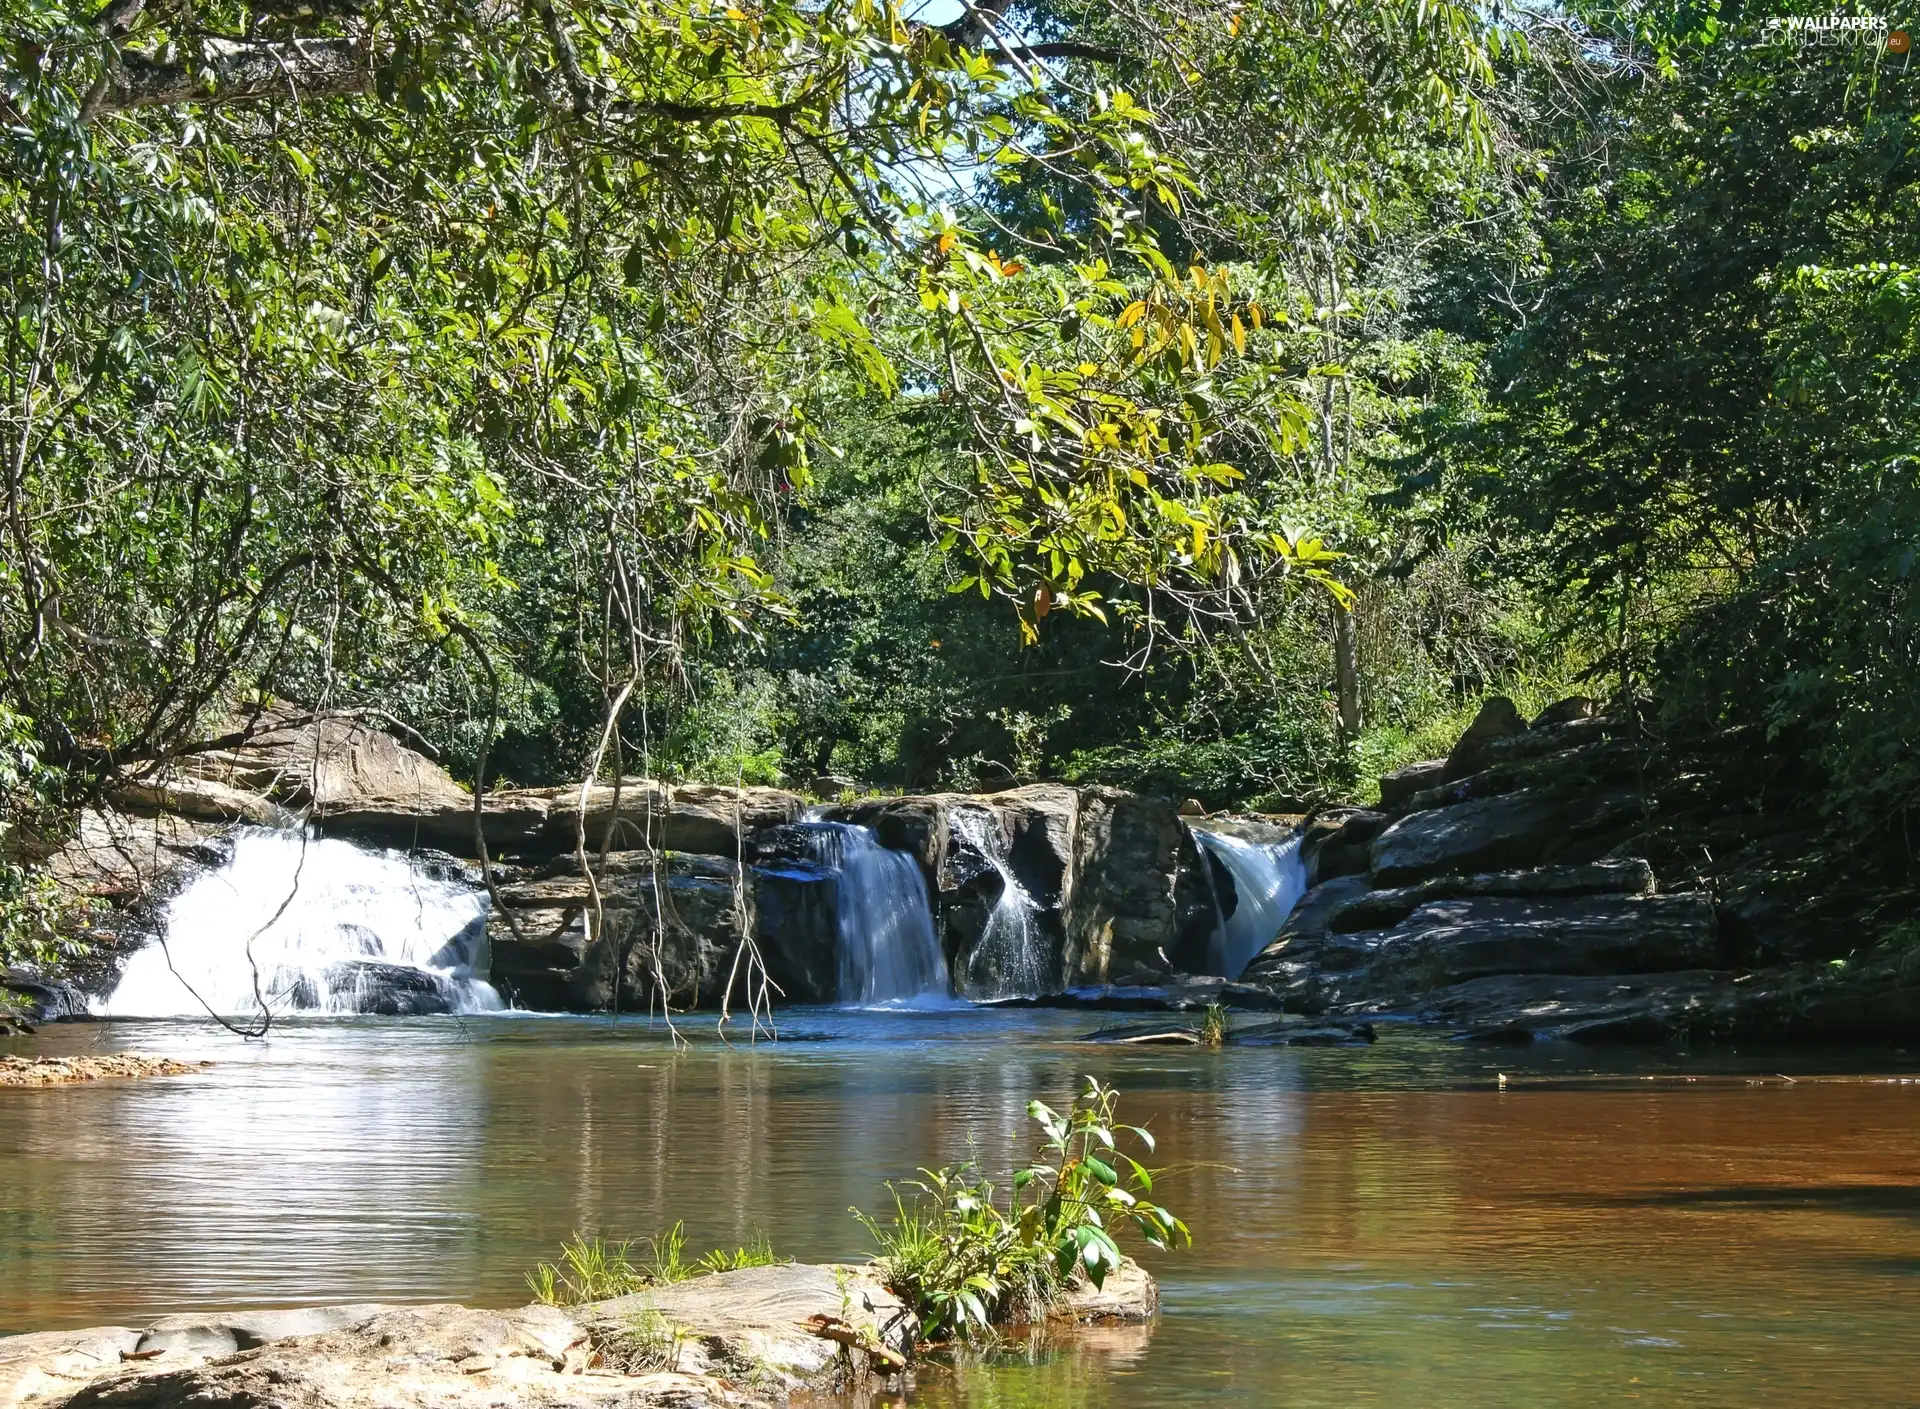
[4,1012,1920,1404]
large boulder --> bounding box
[1441,695,1528,781]
[1062,789,1192,985]
[1368,788,1642,886]
[1356,892,1720,989]
[1326,859,1657,933]
[1396,969,1738,1042]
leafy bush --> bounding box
[855,1077,1188,1342]
[0,706,89,979]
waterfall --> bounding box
[97,829,502,1019]
[796,822,951,1005]
[1191,827,1308,979]
[949,808,1047,999]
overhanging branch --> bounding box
[85,36,372,117]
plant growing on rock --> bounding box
[855,1077,1187,1342]
[1200,1002,1231,1047]
[527,1226,784,1305]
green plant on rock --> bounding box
[526,1236,648,1305]
[528,1225,785,1305]
[695,1232,785,1275]
[855,1077,1188,1343]
[1200,1002,1230,1047]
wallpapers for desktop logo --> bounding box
[1763,12,1911,49]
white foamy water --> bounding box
[1192,827,1308,979]
[949,807,1048,999]
[796,822,951,1006]
[97,829,501,1019]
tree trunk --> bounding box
[1333,600,1361,743]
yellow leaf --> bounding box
[937,231,957,254]
[1231,314,1247,356]
[1115,300,1147,329]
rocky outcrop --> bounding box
[1368,788,1642,886]
[0,1261,1163,1408]
[1237,697,1895,1045]
[108,713,805,860]
[488,852,758,1012]
[1064,788,1201,986]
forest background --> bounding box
[2,0,1915,961]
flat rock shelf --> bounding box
[0,1261,1156,1409]
[0,1055,210,1088]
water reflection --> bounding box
[4,1014,1920,1405]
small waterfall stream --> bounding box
[949,808,1047,999]
[1191,827,1308,979]
[97,829,501,1018]
[796,822,951,1006]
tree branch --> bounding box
[84,36,371,117]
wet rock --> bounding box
[1239,875,1373,986]
[1083,1017,1377,1046]
[1392,969,1737,1042]
[311,961,457,1016]
[1368,788,1642,886]
[489,852,753,1012]
[750,858,839,1005]
[1,970,89,1024]
[1230,1019,1378,1046]
[1048,1259,1159,1324]
[0,1327,141,1407]
[1301,808,1387,885]
[983,979,1286,1012]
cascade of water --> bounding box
[1191,827,1309,979]
[795,822,950,1005]
[97,829,502,1018]
[948,808,1047,999]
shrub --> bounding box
[855,1076,1188,1342]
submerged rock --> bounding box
[986,979,1287,1012]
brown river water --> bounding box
[5,1010,1920,1405]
